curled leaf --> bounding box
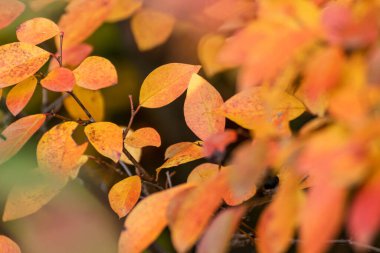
[6,76,37,116]
[16,17,60,45]
[124,127,161,148]
[41,67,75,92]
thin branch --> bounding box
[124,95,141,137]
[58,32,64,67]
[45,112,72,122]
[166,171,173,188]
[67,91,95,123]
[119,160,133,177]
[42,93,68,113]
[142,180,164,191]
[122,145,154,181]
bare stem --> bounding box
[122,146,154,181]
[166,171,173,188]
[67,91,95,123]
[58,32,64,67]
[119,160,133,177]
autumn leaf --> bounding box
[203,130,237,157]
[156,142,204,177]
[0,114,46,165]
[0,235,21,253]
[131,9,175,51]
[16,17,60,45]
[106,0,142,23]
[41,67,75,92]
[124,127,161,148]
[37,121,88,179]
[0,42,50,88]
[0,0,25,30]
[57,0,114,49]
[2,170,67,221]
[187,163,219,185]
[85,122,123,162]
[64,85,105,122]
[120,129,142,165]
[73,56,118,90]
[168,171,227,253]
[197,206,247,253]
[6,76,37,116]
[118,184,194,253]
[108,175,141,218]
[184,74,225,141]
[139,63,201,108]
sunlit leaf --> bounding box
[0,0,25,30]
[85,122,123,162]
[0,114,46,165]
[184,74,225,141]
[108,175,141,218]
[139,63,201,108]
[64,85,105,121]
[131,9,175,51]
[0,42,50,88]
[0,235,21,253]
[197,206,246,253]
[118,184,194,253]
[16,17,60,45]
[37,121,88,179]
[124,127,161,148]
[106,0,142,23]
[187,163,219,185]
[41,67,75,92]
[2,171,67,221]
[74,56,118,90]
[6,76,37,116]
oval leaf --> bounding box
[184,74,225,140]
[0,42,50,88]
[73,56,118,90]
[124,127,161,148]
[0,114,46,165]
[0,235,21,253]
[108,175,141,218]
[41,67,75,92]
[6,76,37,116]
[187,163,219,185]
[131,9,175,51]
[16,17,60,45]
[120,129,142,165]
[139,63,201,108]
[0,0,25,30]
[84,122,123,162]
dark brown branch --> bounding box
[67,91,95,123]
[122,145,154,181]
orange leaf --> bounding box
[197,206,247,253]
[0,235,21,253]
[139,63,201,108]
[37,121,88,179]
[120,129,142,165]
[0,114,46,165]
[6,76,37,116]
[106,0,142,23]
[221,86,305,129]
[73,56,118,90]
[64,85,105,122]
[187,163,219,185]
[2,171,67,221]
[131,9,175,51]
[57,0,114,49]
[124,127,161,148]
[0,42,50,88]
[16,17,60,45]
[184,74,225,141]
[156,142,204,176]
[84,122,123,162]
[108,175,141,218]
[118,184,194,253]
[348,171,380,245]
[41,67,75,92]
[168,171,227,253]
[0,0,25,30]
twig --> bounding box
[119,160,133,177]
[124,95,141,137]
[122,145,154,181]
[42,93,68,113]
[166,171,173,188]
[58,32,64,67]
[67,91,95,123]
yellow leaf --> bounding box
[0,0,25,30]
[37,121,88,179]
[64,85,105,122]
[16,17,60,45]
[57,0,114,49]
[124,127,161,148]
[6,76,37,116]
[131,9,175,51]
[0,42,50,88]
[118,184,194,253]
[106,0,142,23]
[0,114,46,165]
[120,129,142,165]
[187,163,219,185]
[85,122,123,162]
[41,67,75,92]
[108,175,141,218]
[73,56,118,90]
[0,235,21,253]
[139,63,201,108]
[184,74,225,140]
